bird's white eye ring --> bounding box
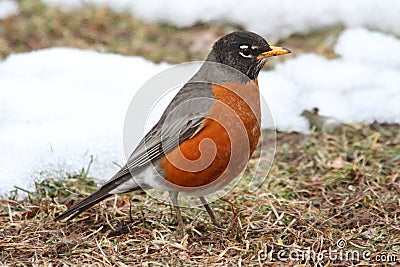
[239,51,252,58]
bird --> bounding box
[55,31,290,235]
[300,107,342,134]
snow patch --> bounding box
[0,0,19,19]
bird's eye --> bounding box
[239,45,253,58]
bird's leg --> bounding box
[129,198,133,223]
[199,196,221,228]
[169,192,186,236]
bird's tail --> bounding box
[55,173,139,221]
[54,190,113,221]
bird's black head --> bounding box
[207,31,290,80]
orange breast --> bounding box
[159,79,261,188]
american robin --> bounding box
[55,31,290,235]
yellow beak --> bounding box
[256,45,291,59]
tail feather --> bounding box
[55,172,139,221]
[55,190,112,221]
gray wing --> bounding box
[108,81,216,185]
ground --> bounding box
[0,1,399,266]
[1,124,399,266]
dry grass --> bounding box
[0,0,232,63]
[1,124,399,266]
[1,0,340,65]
